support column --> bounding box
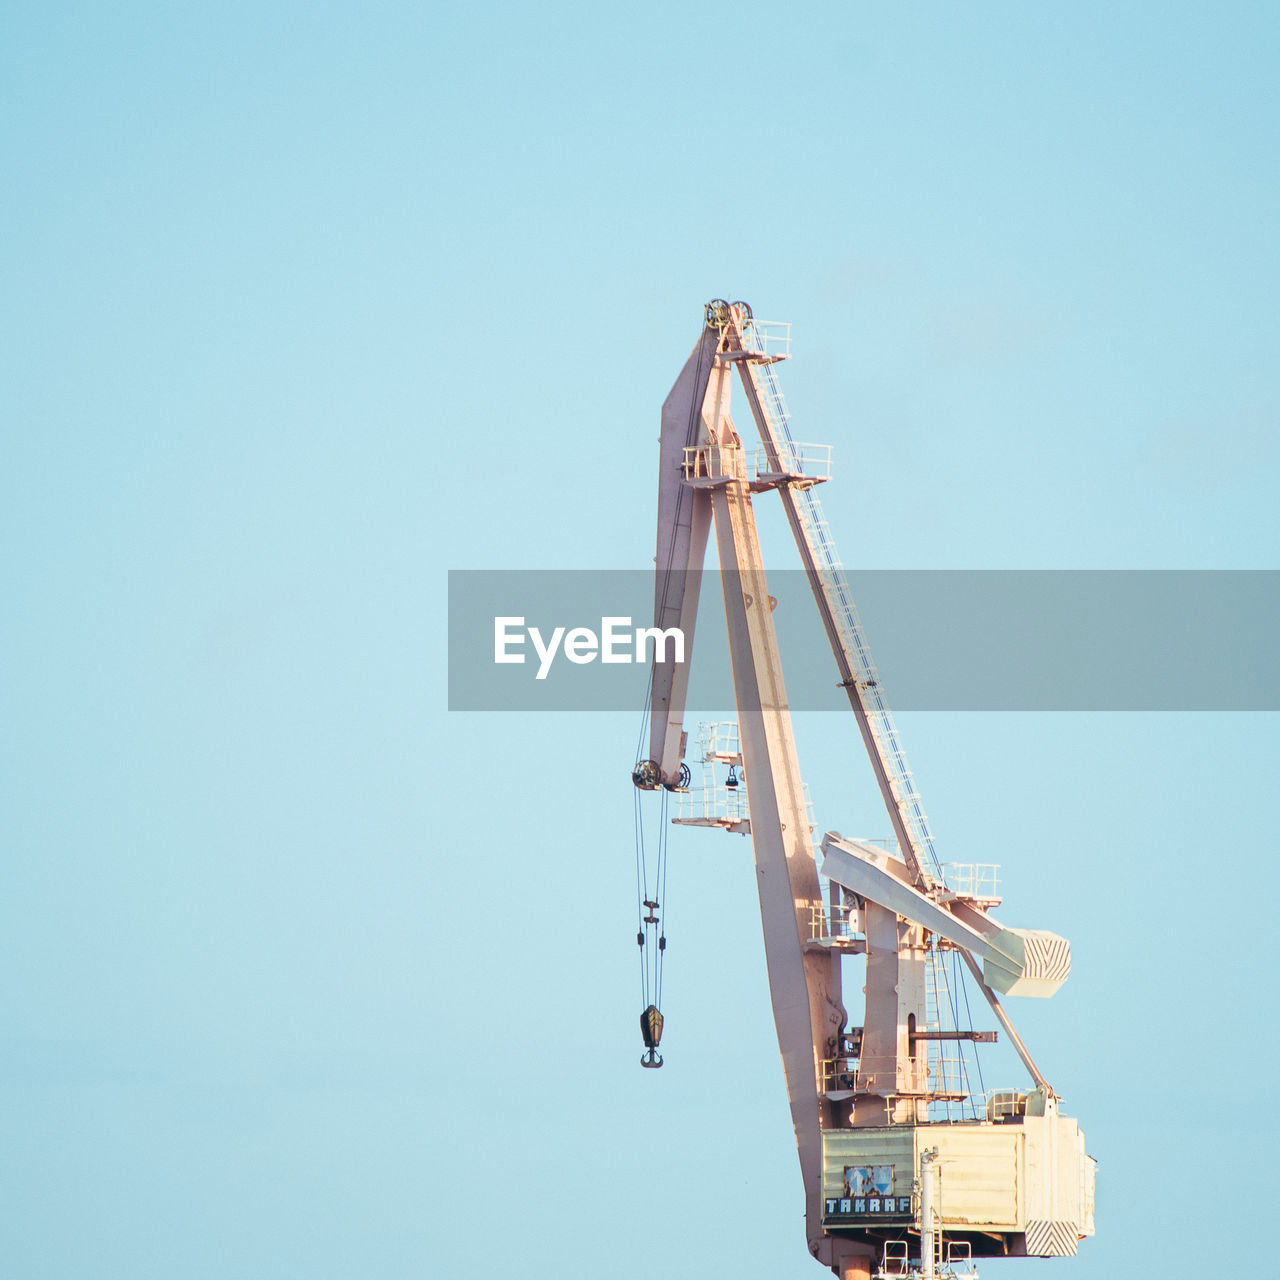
[707,427,844,1253]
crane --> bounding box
[632,301,1094,1280]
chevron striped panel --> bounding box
[1025,1219,1079,1256]
[1023,931,1071,984]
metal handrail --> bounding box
[944,863,1001,899]
[752,442,832,480]
[740,318,792,359]
[808,899,861,941]
[682,442,747,482]
[820,1054,861,1092]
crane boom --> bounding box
[646,324,717,786]
[642,315,843,1251]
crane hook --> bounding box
[640,1004,664,1068]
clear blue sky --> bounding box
[3,3,1277,1278]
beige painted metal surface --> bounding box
[821,836,993,956]
[648,326,717,784]
[821,834,1070,999]
[856,903,928,1124]
[821,1113,1094,1256]
[983,927,1071,998]
[704,414,845,1251]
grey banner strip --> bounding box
[448,570,1279,711]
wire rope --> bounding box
[956,949,986,1111]
[633,784,650,1009]
[655,789,670,1009]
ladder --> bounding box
[734,333,946,888]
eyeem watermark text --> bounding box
[494,616,686,680]
[449,571,1280,710]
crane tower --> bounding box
[632,302,1095,1280]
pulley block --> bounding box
[640,1003,665,1068]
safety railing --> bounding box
[874,1235,980,1277]
[739,317,792,360]
[944,863,1001,901]
[820,1055,862,1094]
[682,442,831,484]
[681,442,748,483]
[673,782,750,826]
[931,1056,973,1098]
[696,721,741,762]
[983,1090,1029,1122]
[875,1240,911,1277]
[751,441,832,481]
[945,1240,980,1278]
[807,896,863,942]
[672,722,750,825]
